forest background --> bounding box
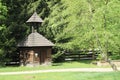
[0,0,120,64]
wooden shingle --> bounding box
[18,31,54,47]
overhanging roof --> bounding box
[17,32,54,47]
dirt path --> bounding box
[0,68,120,75]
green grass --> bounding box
[0,72,120,80]
[0,60,110,72]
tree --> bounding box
[43,0,120,61]
[90,0,120,61]
[0,0,51,64]
[0,0,119,64]
[0,0,8,65]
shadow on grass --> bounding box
[0,64,20,69]
[52,60,97,67]
[0,60,97,68]
[76,60,95,64]
[65,60,95,64]
[76,60,98,65]
[52,63,63,66]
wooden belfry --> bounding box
[17,12,54,66]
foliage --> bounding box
[42,0,120,61]
[0,0,120,63]
[0,0,51,64]
[0,0,8,65]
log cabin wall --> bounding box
[46,48,52,63]
[19,47,52,66]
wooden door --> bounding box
[40,49,47,64]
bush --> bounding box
[52,50,65,63]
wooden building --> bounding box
[17,12,54,66]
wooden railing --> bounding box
[64,52,99,61]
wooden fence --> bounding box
[64,51,99,61]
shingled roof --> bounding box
[17,31,54,47]
[26,12,43,23]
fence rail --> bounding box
[64,52,99,61]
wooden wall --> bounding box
[19,47,52,66]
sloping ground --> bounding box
[0,68,120,75]
[0,72,120,80]
[0,61,111,72]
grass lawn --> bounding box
[0,60,110,72]
[0,72,120,80]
